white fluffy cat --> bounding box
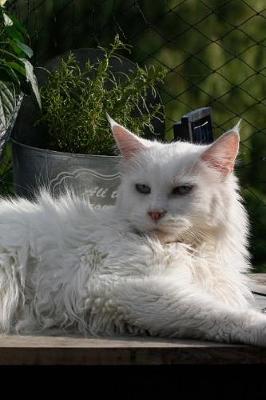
[0,115,266,346]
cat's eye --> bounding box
[172,185,194,195]
[135,184,151,194]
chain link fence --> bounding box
[2,0,266,270]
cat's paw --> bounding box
[246,312,266,347]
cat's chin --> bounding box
[130,223,190,245]
[149,229,182,245]
[130,226,177,244]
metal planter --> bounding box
[12,139,121,207]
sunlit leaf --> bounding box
[20,58,41,108]
[3,13,13,27]
[14,40,33,58]
[6,60,25,76]
[0,81,16,131]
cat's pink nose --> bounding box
[148,209,167,222]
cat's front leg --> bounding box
[111,277,266,346]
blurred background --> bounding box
[1,0,265,271]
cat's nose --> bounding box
[148,209,167,222]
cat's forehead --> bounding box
[124,142,206,183]
[132,140,205,176]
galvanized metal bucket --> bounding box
[12,139,121,207]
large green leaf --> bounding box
[0,81,16,131]
[20,58,41,108]
[0,48,22,62]
[0,82,23,161]
[5,60,25,77]
[13,39,33,58]
[5,13,27,36]
[0,62,21,85]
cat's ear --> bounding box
[107,114,149,159]
[200,121,241,177]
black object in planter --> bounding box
[173,107,214,144]
[11,48,165,206]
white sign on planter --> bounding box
[49,168,121,208]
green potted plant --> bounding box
[12,35,166,207]
[0,0,40,196]
[0,0,40,159]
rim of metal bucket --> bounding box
[11,137,122,160]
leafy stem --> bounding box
[37,35,166,155]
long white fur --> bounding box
[0,118,266,345]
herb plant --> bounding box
[37,35,166,155]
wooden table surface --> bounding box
[0,273,266,366]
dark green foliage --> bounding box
[0,2,40,195]
[243,188,266,272]
[0,144,13,196]
[0,5,40,106]
[37,36,166,155]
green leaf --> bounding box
[0,47,22,61]
[0,81,16,130]
[8,38,25,57]
[0,62,21,86]
[8,38,33,58]
[5,25,24,43]
[20,58,41,108]
[13,40,33,58]
[2,12,27,44]
[7,13,27,36]
[6,60,26,76]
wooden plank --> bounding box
[0,273,265,366]
[0,335,266,365]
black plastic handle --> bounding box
[173,107,214,144]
